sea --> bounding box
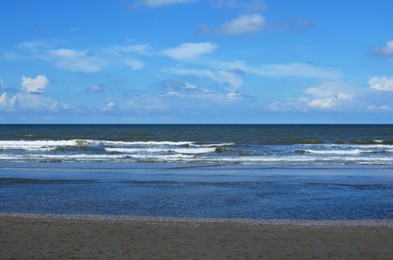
[1,124,393,220]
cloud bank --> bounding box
[269,81,356,112]
[0,75,64,112]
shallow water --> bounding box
[0,163,392,219]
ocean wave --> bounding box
[1,152,392,165]
[0,139,234,150]
[293,144,393,155]
[349,140,393,145]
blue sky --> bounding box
[1,0,393,123]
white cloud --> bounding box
[221,14,265,35]
[21,75,49,94]
[269,81,356,112]
[369,76,393,91]
[48,49,105,73]
[168,68,242,90]
[162,42,217,61]
[371,40,393,57]
[129,0,194,8]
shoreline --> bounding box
[2,212,393,227]
[2,213,393,259]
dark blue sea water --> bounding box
[1,124,393,219]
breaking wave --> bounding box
[0,138,393,165]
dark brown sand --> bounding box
[1,213,393,259]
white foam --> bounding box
[1,152,393,165]
[0,140,80,151]
[301,147,393,155]
[190,143,235,147]
[105,147,215,154]
[302,149,363,155]
[0,139,197,151]
[99,140,194,146]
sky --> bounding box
[1,0,393,124]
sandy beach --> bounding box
[1,213,392,259]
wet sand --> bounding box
[1,213,393,259]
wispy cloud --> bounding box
[128,0,195,8]
[216,61,341,79]
[161,79,198,92]
[199,14,265,35]
[221,14,265,35]
[124,95,168,112]
[161,78,251,104]
[267,17,314,32]
[162,42,217,61]
[213,0,267,11]
[368,104,391,112]
[110,44,153,56]
[103,102,115,112]
[123,58,145,70]
[167,67,242,91]
[10,41,150,73]
[48,49,106,73]
[371,40,393,57]
[86,84,104,93]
